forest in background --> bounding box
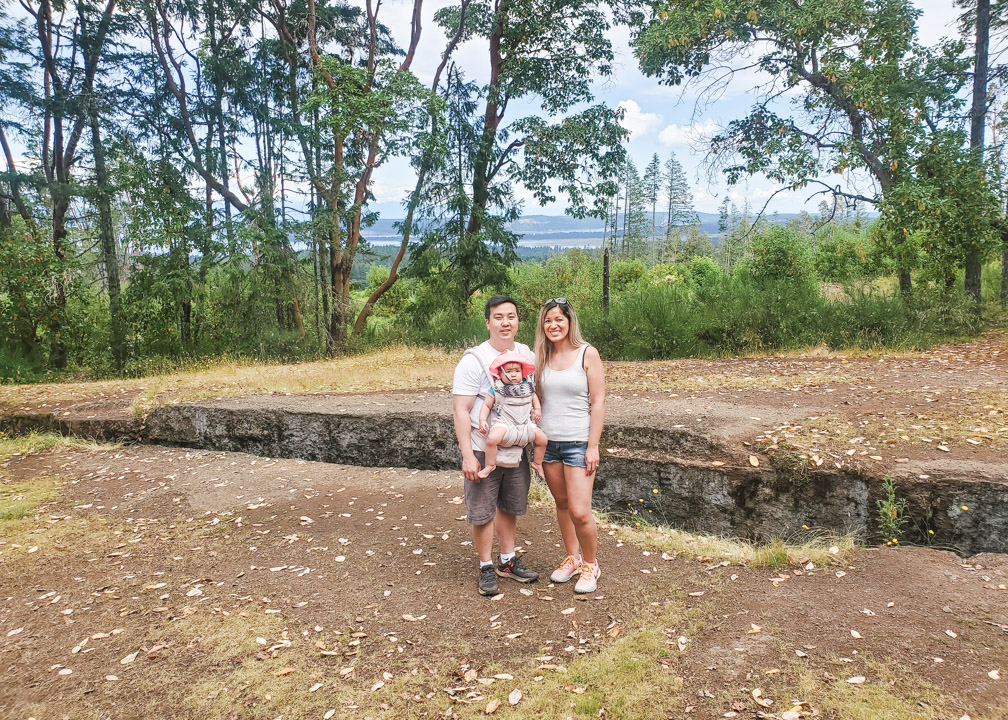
[2,0,1008,383]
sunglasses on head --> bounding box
[544,297,568,307]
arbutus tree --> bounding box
[633,0,973,296]
[404,0,627,310]
[266,0,427,352]
[15,0,119,368]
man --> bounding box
[452,295,539,596]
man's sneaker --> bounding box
[496,555,539,583]
[550,554,582,583]
[478,565,500,596]
[573,561,600,594]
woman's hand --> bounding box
[585,444,600,476]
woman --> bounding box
[535,297,605,593]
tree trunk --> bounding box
[966,0,990,308]
[899,270,912,298]
[1002,234,1007,307]
[50,197,69,369]
[89,106,124,370]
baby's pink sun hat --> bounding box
[489,351,535,379]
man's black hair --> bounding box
[484,294,518,319]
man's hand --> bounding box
[462,454,481,482]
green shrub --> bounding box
[609,258,647,292]
[687,256,724,287]
[814,227,872,282]
[741,226,818,291]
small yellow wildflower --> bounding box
[961,505,969,511]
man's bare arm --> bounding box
[453,394,481,481]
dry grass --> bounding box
[0,430,117,462]
[605,519,858,569]
[0,344,457,414]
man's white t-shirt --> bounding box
[452,340,534,452]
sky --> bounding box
[370,0,965,219]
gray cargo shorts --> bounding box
[464,450,531,526]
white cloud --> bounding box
[658,118,719,148]
[616,100,663,140]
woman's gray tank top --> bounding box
[538,344,590,442]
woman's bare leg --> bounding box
[543,461,579,558]
[563,465,597,564]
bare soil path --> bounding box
[1,445,1005,719]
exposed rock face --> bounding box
[3,397,1005,554]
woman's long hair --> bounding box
[534,298,586,390]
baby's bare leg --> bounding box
[530,427,549,477]
[478,424,509,479]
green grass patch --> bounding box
[792,658,950,720]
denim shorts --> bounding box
[543,440,587,468]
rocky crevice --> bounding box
[2,400,1005,555]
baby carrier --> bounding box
[462,344,531,468]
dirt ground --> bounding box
[1,445,1005,719]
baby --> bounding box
[478,351,549,478]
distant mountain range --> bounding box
[361,212,814,248]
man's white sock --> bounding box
[500,551,515,563]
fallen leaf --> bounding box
[847,676,866,685]
[989,669,1002,680]
[752,688,772,708]
[747,624,762,634]
[324,710,336,720]
[120,651,138,665]
[749,455,759,467]
[850,630,862,639]
[402,614,426,622]
[6,627,24,637]
[508,688,523,705]
[493,673,514,680]
[309,682,323,692]
[485,699,501,714]
[795,649,808,658]
[275,667,295,677]
[561,607,575,615]
[946,629,958,639]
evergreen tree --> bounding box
[663,151,695,260]
[643,153,663,249]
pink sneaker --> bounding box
[574,561,600,594]
[550,554,582,583]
